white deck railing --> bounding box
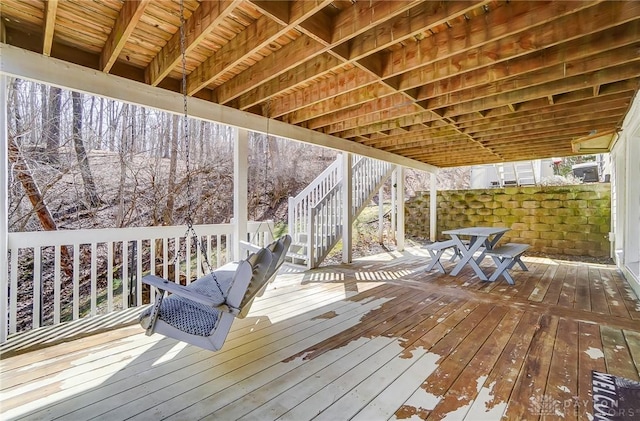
[288,155,343,245]
[3,221,273,339]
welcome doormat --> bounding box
[592,371,640,420]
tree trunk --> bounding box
[43,86,62,166]
[71,91,102,208]
[116,103,129,227]
[97,97,104,149]
[8,138,57,231]
[161,114,180,226]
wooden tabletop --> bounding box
[442,227,510,237]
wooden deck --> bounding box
[2,246,640,420]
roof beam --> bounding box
[215,35,328,104]
[388,0,603,84]
[455,79,639,124]
[285,84,400,125]
[187,0,333,96]
[339,112,438,139]
[423,42,640,109]
[286,1,626,130]
[145,0,240,86]
[230,53,345,111]
[334,37,639,136]
[442,61,640,118]
[214,0,424,105]
[263,1,488,118]
[269,68,378,117]
[462,95,633,134]
[42,0,58,56]
[100,0,151,73]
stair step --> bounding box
[285,251,308,264]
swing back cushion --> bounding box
[240,234,292,309]
[235,235,292,319]
[139,248,273,351]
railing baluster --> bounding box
[33,247,41,329]
[54,245,61,324]
[216,235,221,267]
[163,237,168,279]
[91,242,97,316]
[9,249,18,334]
[196,235,202,279]
[107,241,114,313]
[173,237,179,284]
[185,235,191,284]
[136,239,142,306]
[122,241,129,310]
[73,243,80,319]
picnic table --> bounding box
[442,227,510,281]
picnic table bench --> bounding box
[424,240,462,273]
[484,242,530,284]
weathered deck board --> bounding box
[600,325,640,381]
[542,262,568,305]
[589,266,610,315]
[558,262,579,308]
[577,322,607,421]
[2,247,639,421]
[545,317,579,421]
[503,313,559,420]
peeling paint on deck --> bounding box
[312,311,338,320]
[584,346,604,359]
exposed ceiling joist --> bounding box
[1,0,638,168]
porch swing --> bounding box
[138,0,291,352]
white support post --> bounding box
[233,128,248,261]
[0,75,8,343]
[391,170,397,241]
[396,166,405,251]
[378,186,384,244]
[430,172,437,242]
[342,152,352,264]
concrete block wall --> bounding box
[405,184,611,257]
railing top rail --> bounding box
[290,155,343,204]
[311,182,342,211]
[7,222,271,249]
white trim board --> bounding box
[0,44,438,174]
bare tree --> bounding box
[42,86,62,166]
[71,91,102,208]
[161,114,180,226]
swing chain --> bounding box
[249,99,275,245]
[180,0,192,228]
[172,0,223,298]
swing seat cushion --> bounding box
[139,271,234,337]
[158,296,220,336]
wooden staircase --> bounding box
[493,161,539,187]
[287,155,394,268]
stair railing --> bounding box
[287,155,343,246]
[301,156,393,268]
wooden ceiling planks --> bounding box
[1,0,639,168]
